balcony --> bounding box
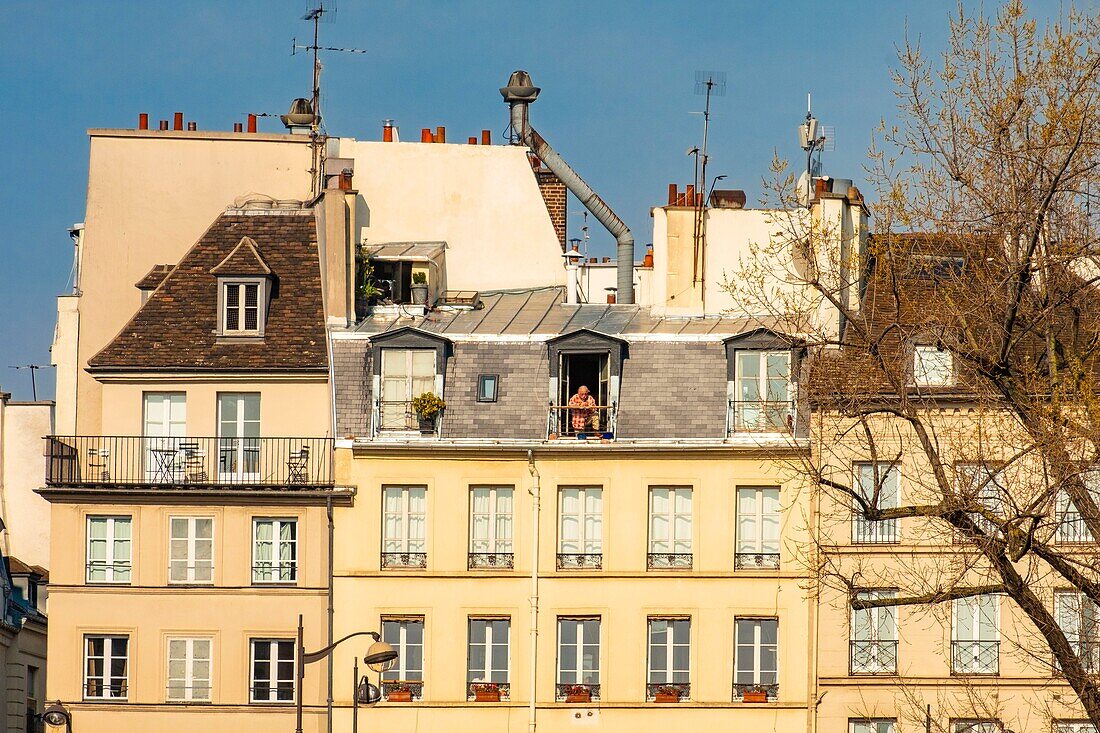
[734,552,780,570]
[377,401,438,435]
[556,553,602,570]
[728,400,795,434]
[547,404,616,440]
[646,682,689,702]
[381,552,427,570]
[647,553,692,570]
[951,640,999,675]
[1057,511,1095,543]
[468,552,514,570]
[45,436,334,488]
[850,640,898,675]
[852,518,899,544]
[555,683,600,702]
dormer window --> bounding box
[222,280,265,334]
[913,344,953,387]
[724,329,800,436]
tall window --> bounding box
[853,463,900,543]
[734,618,778,700]
[250,639,295,703]
[87,516,132,584]
[953,722,1002,733]
[913,344,953,386]
[557,617,600,699]
[252,518,297,583]
[166,637,212,702]
[734,350,791,432]
[469,486,513,568]
[222,281,262,334]
[647,617,690,700]
[558,487,603,569]
[1057,474,1100,543]
[169,517,213,584]
[143,392,186,483]
[957,464,1004,538]
[648,487,692,569]
[380,349,436,430]
[851,721,896,733]
[381,618,424,700]
[382,486,427,568]
[467,618,510,699]
[735,487,780,569]
[850,591,897,674]
[952,595,999,674]
[84,635,128,699]
[1056,724,1099,733]
[217,393,260,482]
[1056,591,1100,672]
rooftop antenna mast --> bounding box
[798,93,832,206]
[692,70,726,293]
[8,364,54,401]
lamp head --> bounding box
[364,640,398,673]
[42,702,71,727]
[357,678,382,705]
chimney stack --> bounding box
[158,120,169,131]
[468,136,477,145]
[421,128,433,143]
[481,129,491,145]
[247,114,257,133]
[173,112,183,131]
[138,113,149,130]
[233,122,243,132]
[382,120,394,142]
[435,126,446,144]
[668,183,677,206]
[186,121,197,131]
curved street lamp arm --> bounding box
[302,630,381,665]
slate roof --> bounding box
[89,210,327,373]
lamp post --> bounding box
[41,701,72,733]
[295,614,398,733]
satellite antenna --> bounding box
[798,93,830,206]
[692,71,726,292]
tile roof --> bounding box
[89,210,327,373]
[209,236,272,276]
[135,264,173,290]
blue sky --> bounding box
[0,1,1075,400]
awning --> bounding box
[364,242,446,262]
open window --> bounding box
[724,329,800,435]
[546,330,627,439]
[369,327,451,436]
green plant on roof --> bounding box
[411,392,446,420]
[412,271,428,285]
[355,250,382,299]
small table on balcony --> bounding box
[149,446,180,483]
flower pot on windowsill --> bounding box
[417,416,435,434]
[387,690,413,702]
[565,691,591,703]
[742,690,768,703]
[654,692,680,703]
[474,689,501,702]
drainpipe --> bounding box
[326,496,334,733]
[501,71,635,304]
[527,450,541,733]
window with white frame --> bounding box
[467,618,510,692]
[470,486,513,564]
[557,617,600,692]
[381,618,424,697]
[169,516,213,584]
[1056,723,1099,733]
[953,721,1002,733]
[380,349,436,430]
[952,594,1000,674]
[166,637,212,702]
[853,463,900,543]
[382,486,427,567]
[735,487,780,569]
[851,721,896,733]
[558,487,602,568]
[143,392,186,482]
[252,518,297,583]
[734,350,792,431]
[250,639,295,703]
[957,464,1005,538]
[647,617,690,696]
[648,487,692,568]
[84,635,128,699]
[218,393,260,482]
[221,280,264,335]
[734,617,778,698]
[1056,591,1100,672]
[850,590,897,674]
[1057,472,1100,543]
[913,344,953,386]
[87,516,132,583]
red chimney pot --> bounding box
[667,183,677,206]
[481,129,491,145]
[158,120,169,131]
[233,122,243,133]
[138,113,149,130]
[186,121,197,131]
[247,114,257,133]
[173,112,183,131]
[421,128,433,143]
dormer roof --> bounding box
[210,236,272,276]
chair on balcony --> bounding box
[87,447,110,482]
[286,446,310,484]
[180,442,207,484]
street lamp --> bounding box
[41,701,72,732]
[295,614,398,733]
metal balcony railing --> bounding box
[646,682,689,701]
[647,552,692,569]
[45,436,334,488]
[84,681,128,700]
[556,682,601,702]
[734,552,780,570]
[728,400,795,434]
[468,552,514,570]
[381,552,427,570]
[556,553,603,570]
[381,680,423,701]
[732,681,778,701]
[378,401,439,434]
[547,404,616,439]
[850,640,898,675]
[852,518,900,544]
[951,640,1000,674]
[467,681,510,701]
[1057,511,1095,544]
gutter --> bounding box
[527,450,541,733]
[326,496,335,733]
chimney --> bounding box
[535,168,568,251]
[138,113,148,130]
[382,120,394,142]
[643,245,654,268]
[247,114,257,133]
[481,129,491,145]
[158,120,169,131]
[233,122,243,132]
[668,183,677,206]
[606,293,616,304]
[421,128,433,143]
[685,184,695,205]
[563,246,583,304]
[186,121,197,131]
[468,137,477,145]
[436,126,446,144]
[173,112,183,131]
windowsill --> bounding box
[85,581,132,586]
[251,581,299,587]
[248,701,296,706]
[81,698,129,703]
[215,334,265,344]
[164,699,213,705]
[167,581,216,587]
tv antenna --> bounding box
[8,364,54,401]
[798,93,833,206]
[691,71,726,289]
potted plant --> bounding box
[563,684,591,703]
[654,685,682,703]
[354,251,382,319]
[386,682,413,702]
[742,685,768,703]
[411,392,445,433]
[410,270,429,306]
[472,682,501,702]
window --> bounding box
[558,487,603,569]
[1057,473,1100,543]
[914,344,953,386]
[383,486,427,568]
[381,618,424,700]
[477,374,499,403]
[84,635,128,699]
[957,464,1004,538]
[952,595,999,674]
[557,618,600,700]
[169,517,213,584]
[87,516,132,583]
[733,350,792,432]
[218,393,260,482]
[853,463,900,543]
[851,721,896,733]
[734,618,778,700]
[252,518,297,583]
[467,618,510,699]
[470,486,513,568]
[555,352,611,436]
[380,349,436,430]
[221,281,263,334]
[143,392,186,483]
[648,487,692,569]
[250,639,295,703]
[647,617,690,700]
[850,591,897,674]
[953,722,1001,733]
[167,637,212,702]
[735,487,780,569]
[26,665,39,730]
[1056,723,1099,733]
[1056,591,1100,672]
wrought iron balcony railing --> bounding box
[467,681,510,701]
[728,400,795,434]
[1057,511,1095,544]
[547,404,616,439]
[46,436,334,488]
[378,401,439,434]
[852,517,900,544]
[732,681,778,701]
[951,640,1000,675]
[646,682,689,701]
[647,552,693,570]
[468,552,514,570]
[381,680,423,701]
[556,553,603,570]
[84,682,128,700]
[555,682,601,702]
[734,552,780,570]
[381,552,428,570]
[850,639,898,675]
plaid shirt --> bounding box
[568,394,596,430]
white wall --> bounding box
[0,397,53,568]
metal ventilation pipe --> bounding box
[501,70,635,304]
